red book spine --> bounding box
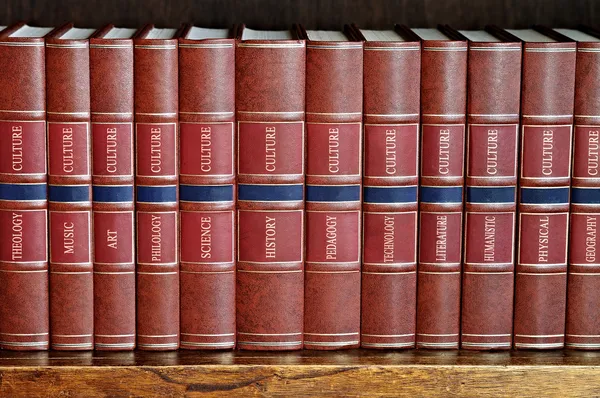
[46,25,93,351]
[178,29,236,350]
[514,40,576,350]
[566,38,600,350]
[235,28,306,351]
[134,26,180,351]
[304,33,363,350]
[461,40,522,350]
[416,38,467,349]
[90,27,135,351]
[361,36,420,349]
[0,23,49,350]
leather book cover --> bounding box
[46,23,95,350]
[457,27,521,350]
[555,27,600,350]
[353,25,420,349]
[134,24,181,351]
[301,26,363,350]
[506,27,575,350]
[90,25,136,351]
[0,23,53,350]
[235,25,305,351]
[179,25,236,350]
[406,26,467,349]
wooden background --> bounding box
[0,0,597,30]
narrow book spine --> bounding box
[90,36,135,351]
[305,39,363,350]
[0,27,49,351]
[461,41,521,350]
[178,36,236,350]
[235,37,306,351]
[566,40,600,350]
[416,39,467,350]
[514,41,576,350]
[361,40,420,349]
[46,35,93,351]
[134,36,179,351]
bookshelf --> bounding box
[1,0,599,395]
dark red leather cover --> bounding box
[512,32,575,350]
[461,37,521,350]
[134,25,180,351]
[46,24,93,350]
[179,26,236,350]
[358,28,420,349]
[235,26,306,350]
[565,32,600,350]
[0,23,49,350]
[90,25,136,351]
[413,31,467,350]
[304,28,363,350]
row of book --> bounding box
[0,21,596,351]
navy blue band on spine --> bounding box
[520,187,569,205]
[93,185,134,203]
[0,183,47,201]
[363,186,417,204]
[466,186,516,204]
[48,185,90,202]
[420,186,463,204]
[571,187,600,205]
[306,185,361,202]
[137,185,177,203]
[180,185,234,202]
[238,184,303,201]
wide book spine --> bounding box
[235,37,306,351]
[514,41,576,350]
[134,36,179,351]
[361,39,420,349]
[305,39,363,350]
[178,36,236,350]
[46,35,94,351]
[90,35,135,351]
[416,39,467,349]
[0,27,49,350]
[566,40,600,350]
[461,41,521,350]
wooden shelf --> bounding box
[1,349,600,396]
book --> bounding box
[178,25,236,350]
[554,27,600,350]
[457,27,521,350]
[0,23,53,351]
[301,27,363,350]
[46,23,95,351]
[235,26,306,350]
[407,26,467,350]
[90,24,137,351]
[506,27,576,350]
[134,25,181,351]
[353,26,420,349]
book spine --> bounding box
[361,40,420,349]
[0,30,49,350]
[178,37,236,350]
[566,40,600,350]
[514,41,576,350]
[134,37,179,351]
[305,40,363,350]
[235,38,306,351]
[46,37,93,351]
[461,41,522,350]
[90,37,135,351]
[416,39,467,349]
